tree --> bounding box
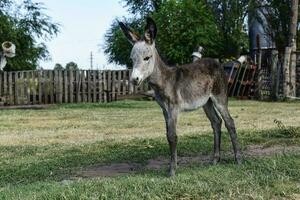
[288,0,299,97]
[54,63,64,70]
[0,0,60,71]
[152,0,222,64]
[206,0,249,58]
[65,62,79,70]
[104,0,222,67]
[121,0,163,16]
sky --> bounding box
[39,0,129,70]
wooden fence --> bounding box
[0,70,149,106]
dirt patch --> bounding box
[245,144,300,157]
[80,163,141,178]
[76,145,300,178]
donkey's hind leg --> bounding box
[211,96,242,164]
[203,99,222,164]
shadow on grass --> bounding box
[0,128,299,186]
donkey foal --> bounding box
[119,17,242,176]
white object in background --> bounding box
[237,55,247,64]
[2,41,16,58]
[0,42,16,69]
[192,46,204,62]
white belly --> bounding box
[180,96,209,111]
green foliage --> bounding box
[207,0,249,58]
[152,0,222,64]
[65,61,79,70]
[122,0,163,16]
[0,0,59,71]
[104,0,222,67]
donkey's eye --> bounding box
[144,56,151,61]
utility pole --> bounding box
[90,51,94,70]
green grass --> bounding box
[0,100,299,199]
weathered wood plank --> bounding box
[117,70,122,96]
[107,71,112,102]
[87,70,92,102]
[38,71,43,104]
[81,71,86,102]
[54,70,58,103]
[32,71,36,105]
[93,70,97,102]
[13,72,18,105]
[3,72,7,103]
[44,71,48,104]
[76,70,81,103]
[25,72,31,105]
[103,71,107,102]
[8,72,13,105]
[98,70,102,102]
[128,70,133,94]
[112,71,116,101]
[64,70,68,103]
[58,70,63,103]
[122,70,127,95]
[20,71,25,105]
[49,71,54,104]
[69,70,74,103]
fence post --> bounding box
[283,47,292,98]
[271,50,279,100]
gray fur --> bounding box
[119,18,241,176]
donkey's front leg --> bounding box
[166,107,179,177]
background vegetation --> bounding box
[0,0,59,71]
[104,0,300,68]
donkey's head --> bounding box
[119,17,157,85]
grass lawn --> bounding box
[0,99,299,199]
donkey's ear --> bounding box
[118,21,140,45]
[144,17,157,44]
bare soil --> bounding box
[76,145,300,178]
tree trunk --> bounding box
[271,50,279,100]
[288,0,299,97]
[283,47,292,97]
